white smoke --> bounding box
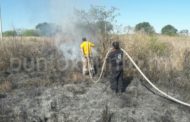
[49,0,99,61]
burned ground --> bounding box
[0,78,190,122]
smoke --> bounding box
[49,0,99,61]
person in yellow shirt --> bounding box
[80,37,95,75]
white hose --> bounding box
[87,48,112,83]
[87,47,190,107]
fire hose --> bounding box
[87,48,190,107]
[87,48,112,83]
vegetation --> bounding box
[2,21,188,38]
[121,34,190,101]
[2,22,61,37]
[0,37,84,93]
[21,29,39,36]
[1,35,190,102]
[161,25,178,36]
[3,30,17,36]
[135,22,155,35]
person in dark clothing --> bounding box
[107,41,124,93]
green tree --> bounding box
[3,30,17,37]
[21,29,39,36]
[161,25,178,36]
[135,22,155,34]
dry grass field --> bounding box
[0,35,190,102]
[0,35,190,122]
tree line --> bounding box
[4,21,188,37]
[3,22,62,37]
[134,22,189,36]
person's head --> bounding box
[82,37,87,42]
[112,41,120,49]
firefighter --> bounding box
[107,41,124,93]
[80,37,95,75]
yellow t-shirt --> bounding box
[80,41,95,57]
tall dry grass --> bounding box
[0,37,55,71]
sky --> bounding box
[1,0,190,33]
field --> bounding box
[1,35,190,100]
[0,35,190,121]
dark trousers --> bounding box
[110,70,124,93]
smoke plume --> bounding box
[49,0,99,61]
